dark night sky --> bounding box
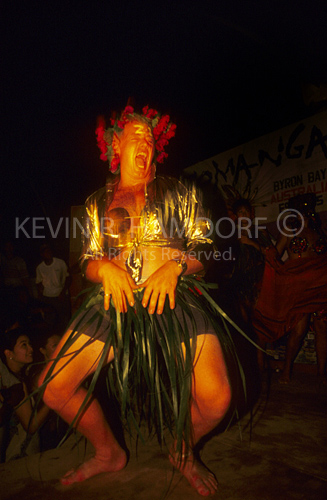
[1,1,327,263]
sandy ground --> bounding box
[0,369,326,500]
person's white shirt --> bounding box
[35,258,69,297]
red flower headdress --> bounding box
[95,105,176,174]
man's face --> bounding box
[119,121,155,185]
[41,245,53,261]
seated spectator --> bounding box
[39,331,61,362]
[0,326,50,461]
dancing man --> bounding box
[39,105,240,496]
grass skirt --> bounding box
[40,275,248,455]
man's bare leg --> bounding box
[169,334,232,496]
[39,331,127,485]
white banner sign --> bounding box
[184,110,327,223]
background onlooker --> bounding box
[254,193,327,383]
[0,326,50,462]
[0,240,30,293]
[35,243,71,330]
[231,197,272,324]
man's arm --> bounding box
[140,179,213,314]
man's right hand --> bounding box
[93,260,137,312]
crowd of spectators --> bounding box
[0,238,70,462]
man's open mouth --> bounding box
[136,154,147,167]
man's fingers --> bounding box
[103,271,136,311]
[168,288,176,310]
[148,290,160,315]
[111,290,127,313]
[156,288,175,314]
[142,286,151,308]
[104,292,111,311]
[156,293,166,315]
[125,278,136,306]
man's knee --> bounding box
[212,376,232,417]
[38,366,72,411]
[196,375,232,421]
[42,383,60,411]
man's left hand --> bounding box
[140,260,181,314]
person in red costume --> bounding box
[253,193,327,384]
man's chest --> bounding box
[109,190,146,217]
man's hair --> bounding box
[95,104,176,174]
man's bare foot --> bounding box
[169,451,218,496]
[61,449,127,485]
